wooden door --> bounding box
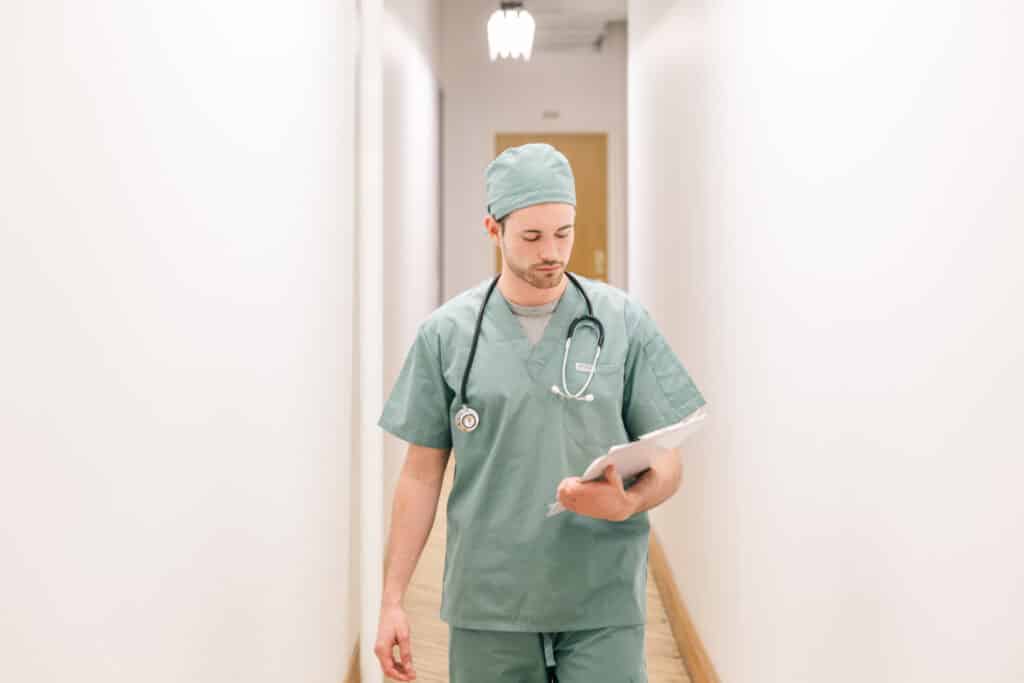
[493,133,608,282]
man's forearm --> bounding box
[380,474,444,607]
[624,447,683,516]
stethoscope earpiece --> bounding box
[550,385,595,402]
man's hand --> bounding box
[556,464,637,522]
[374,604,416,681]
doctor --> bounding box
[374,143,707,682]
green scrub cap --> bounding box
[485,143,576,221]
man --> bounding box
[374,143,707,682]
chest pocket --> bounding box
[560,358,628,460]
[561,361,622,396]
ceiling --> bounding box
[496,0,627,53]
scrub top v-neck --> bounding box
[506,295,559,347]
[378,274,707,632]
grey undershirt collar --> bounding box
[505,293,562,346]
[506,298,559,317]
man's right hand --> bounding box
[374,604,416,681]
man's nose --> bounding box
[539,238,560,262]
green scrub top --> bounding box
[378,274,706,632]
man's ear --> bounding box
[483,215,500,245]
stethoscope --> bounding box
[454,272,605,433]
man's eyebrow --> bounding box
[522,224,574,234]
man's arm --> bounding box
[374,442,450,681]
[623,446,683,516]
[381,443,450,607]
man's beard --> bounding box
[500,236,564,289]
[506,255,563,289]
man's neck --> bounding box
[498,269,568,307]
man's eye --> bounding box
[523,233,569,242]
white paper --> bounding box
[546,405,708,517]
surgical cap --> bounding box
[485,143,576,221]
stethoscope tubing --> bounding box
[456,272,604,432]
[460,273,502,407]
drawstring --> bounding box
[540,632,558,682]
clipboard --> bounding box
[545,405,708,517]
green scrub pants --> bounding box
[448,625,647,683]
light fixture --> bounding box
[487,2,536,61]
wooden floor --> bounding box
[399,460,692,683]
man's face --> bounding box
[491,203,576,290]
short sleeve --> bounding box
[377,323,454,450]
[622,308,707,440]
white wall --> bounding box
[355,5,446,666]
[387,0,443,71]
[630,1,1024,681]
[352,2,444,680]
[441,3,628,298]
[0,3,356,682]
[380,1,444,525]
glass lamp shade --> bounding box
[487,7,535,61]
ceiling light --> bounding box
[487,2,536,61]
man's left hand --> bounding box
[556,464,637,522]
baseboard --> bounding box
[344,637,360,683]
[648,529,721,683]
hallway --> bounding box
[4,1,1024,682]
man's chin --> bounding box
[527,270,563,288]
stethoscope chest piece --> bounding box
[455,405,480,433]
